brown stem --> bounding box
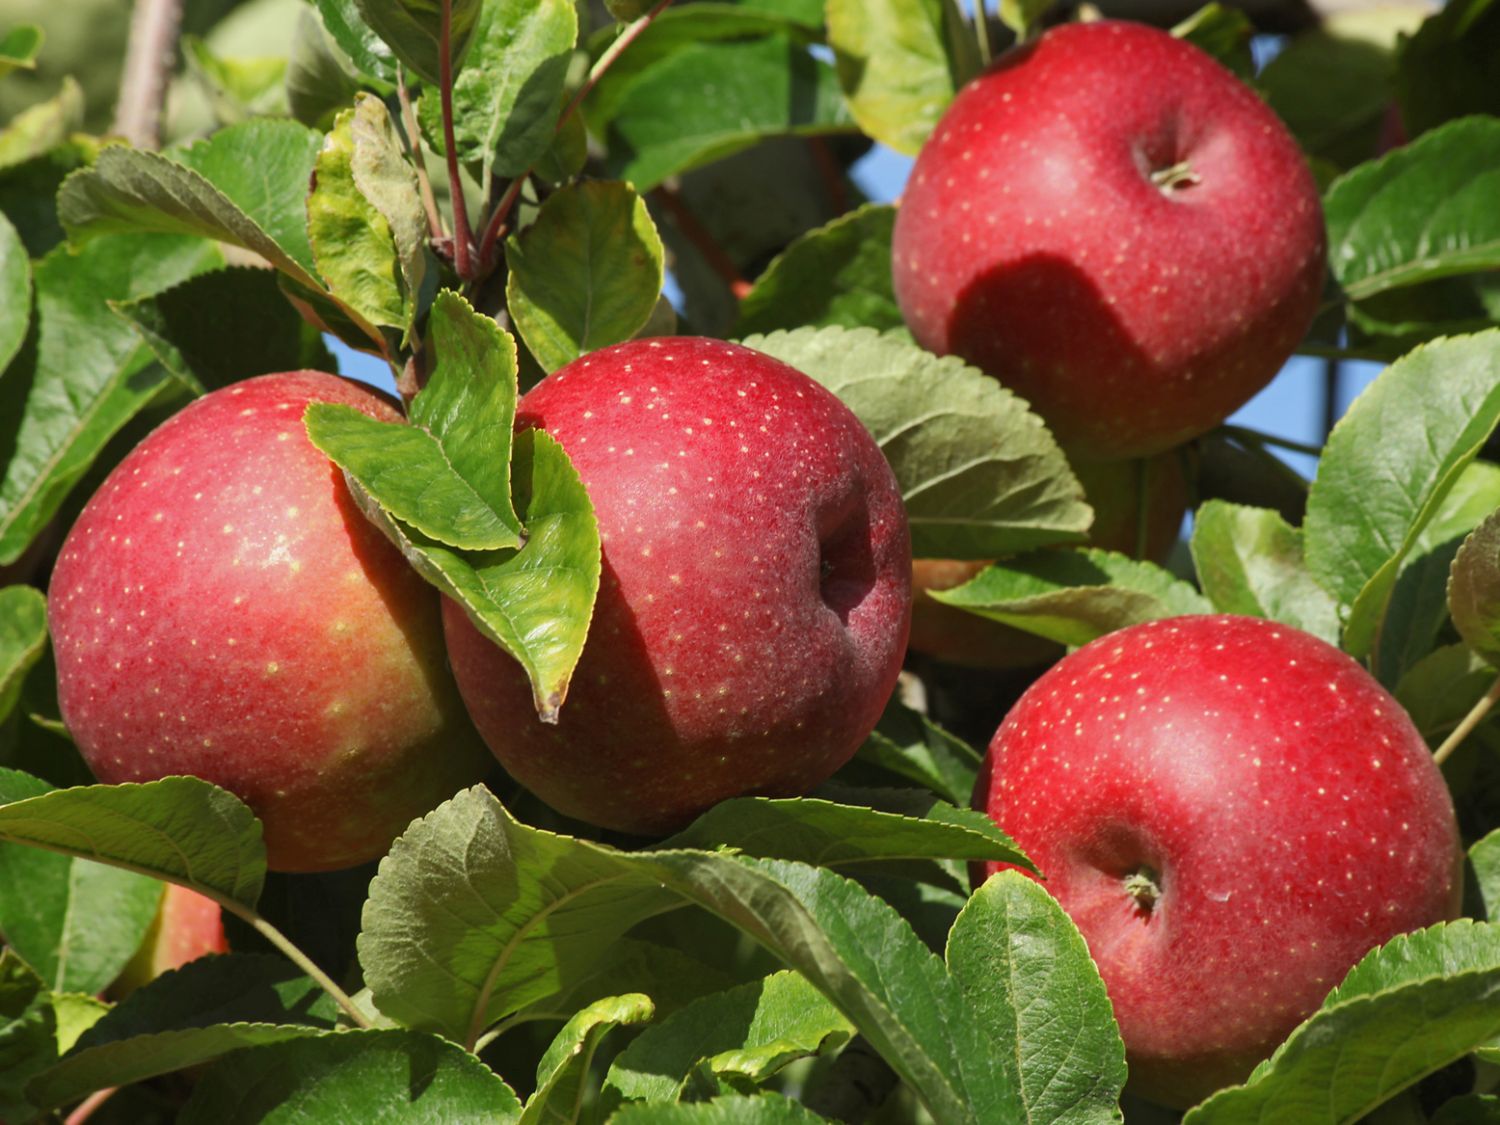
[807,137,850,217]
[113,0,183,148]
[653,184,750,300]
[439,0,475,279]
[1433,672,1500,767]
[397,65,446,241]
[474,0,675,271]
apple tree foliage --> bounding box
[0,0,1499,1121]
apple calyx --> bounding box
[1149,160,1201,194]
[1123,868,1161,916]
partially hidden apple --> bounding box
[975,614,1462,1107]
[48,371,491,872]
[113,884,227,996]
[442,337,912,835]
[892,20,1326,459]
[909,448,1191,669]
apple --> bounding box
[113,883,227,996]
[442,337,912,835]
[975,614,1462,1107]
[891,21,1326,459]
[47,371,491,872]
[908,448,1191,669]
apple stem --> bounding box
[1150,161,1201,194]
[973,0,992,65]
[1122,868,1160,915]
[1432,672,1500,766]
[224,904,374,1030]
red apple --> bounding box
[113,884,227,996]
[47,371,490,872]
[908,448,1191,669]
[975,614,1462,1107]
[442,337,912,834]
[892,21,1326,459]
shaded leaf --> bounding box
[1395,0,1500,136]
[0,774,265,910]
[0,586,45,723]
[288,6,368,131]
[0,233,222,566]
[825,0,979,155]
[25,954,339,1110]
[0,77,82,172]
[0,949,54,1122]
[930,548,1213,648]
[351,0,481,86]
[854,697,982,808]
[506,180,663,374]
[1473,831,1500,923]
[522,993,653,1124]
[180,1027,521,1123]
[610,1094,832,1122]
[1171,3,1254,80]
[1450,509,1500,668]
[736,204,902,336]
[947,873,1127,1125]
[742,327,1090,559]
[1395,643,1497,743]
[1189,501,1341,645]
[0,209,29,375]
[313,0,398,82]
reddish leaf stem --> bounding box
[397,65,446,241]
[64,1087,117,1125]
[440,0,476,279]
[654,185,751,300]
[474,0,675,272]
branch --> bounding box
[113,0,184,149]
[440,0,475,280]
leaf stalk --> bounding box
[1432,671,1500,766]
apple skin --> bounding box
[975,614,1462,1107]
[47,371,491,872]
[113,884,228,996]
[892,21,1326,459]
[908,448,1191,669]
[442,338,912,835]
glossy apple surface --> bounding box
[48,371,490,872]
[892,21,1325,459]
[443,338,912,835]
[976,614,1462,1106]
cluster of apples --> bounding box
[43,17,1460,1110]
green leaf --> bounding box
[351,0,482,86]
[1325,117,1500,302]
[825,0,979,155]
[183,37,289,124]
[0,209,30,375]
[0,781,161,994]
[1450,509,1500,667]
[344,427,598,718]
[0,774,266,910]
[419,0,576,184]
[288,7,367,130]
[313,0,398,82]
[605,0,657,19]
[602,34,856,191]
[506,180,663,374]
[741,327,1091,559]
[0,25,42,77]
[1473,831,1500,922]
[180,1028,521,1123]
[25,954,339,1110]
[349,92,430,328]
[0,232,222,566]
[947,873,1127,1125]
[1189,501,1341,644]
[1185,922,1500,1124]
[736,204,903,336]
[0,77,82,172]
[112,267,336,395]
[308,104,406,332]
[1395,643,1497,743]
[855,698,982,808]
[58,121,325,289]
[358,788,1016,1122]
[930,548,1213,648]
[522,993,653,1125]
[603,972,852,1106]
[610,1095,833,1122]
[0,949,54,1122]
[1395,0,1500,136]
[1431,1094,1500,1124]
[0,586,46,723]
[665,794,1030,871]
[1171,3,1255,80]
[307,291,523,550]
[1305,330,1500,658]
